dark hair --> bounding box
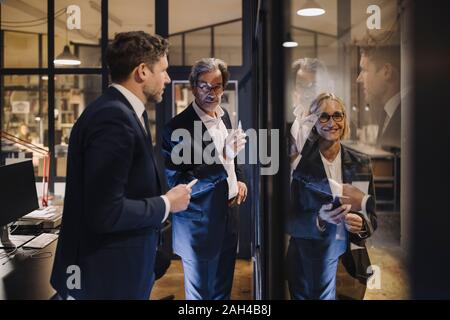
[189,58,230,89]
[106,31,169,83]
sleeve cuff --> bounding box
[361,194,370,214]
[160,195,170,223]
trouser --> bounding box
[181,241,237,300]
[286,236,341,300]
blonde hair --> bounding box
[310,92,350,140]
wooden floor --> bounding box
[150,259,253,300]
[151,212,408,300]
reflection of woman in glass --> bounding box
[287,93,377,300]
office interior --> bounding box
[0,0,449,300]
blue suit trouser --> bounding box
[181,242,237,300]
[182,220,237,300]
[286,236,341,300]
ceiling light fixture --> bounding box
[54,45,81,66]
[283,33,298,48]
[297,0,326,17]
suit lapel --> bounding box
[341,145,356,184]
[107,86,165,192]
[185,103,213,152]
[107,87,149,140]
[221,110,232,130]
[297,142,333,198]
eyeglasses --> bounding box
[196,81,224,95]
[318,111,345,123]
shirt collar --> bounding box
[111,83,146,118]
[192,100,225,124]
[384,92,401,119]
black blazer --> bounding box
[288,140,377,242]
[378,102,401,150]
[162,103,246,260]
[51,87,167,299]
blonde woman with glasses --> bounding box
[287,93,378,300]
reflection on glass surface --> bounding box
[291,28,317,59]
[168,34,183,66]
[108,0,155,39]
[215,21,243,66]
[54,75,102,177]
[1,0,48,68]
[185,29,212,66]
[286,0,406,300]
[146,103,157,145]
[168,0,243,66]
[4,32,41,68]
[2,76,48,176]
[54,0,101,68]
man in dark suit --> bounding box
[50,31,191,300]
[162,58,247,300]
[357,32,401,150]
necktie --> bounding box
[142,110,153,146]
[381,111,390,134]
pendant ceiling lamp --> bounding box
[54,45,81,66]
[297,0,326,17]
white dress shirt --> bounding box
[319,147,370,214]
[192,100,239,200]
[111,83,170,222]
[318,147,370,236]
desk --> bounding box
[0,240,57,300]
[343,141,400,211]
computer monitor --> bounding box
[0,160,39,248]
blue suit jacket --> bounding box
[51,87,167,300]
[162,103,246,260]
[288,140,377,257]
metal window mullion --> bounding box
[48,0,56,192]
[101,0,108,91]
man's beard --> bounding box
[144,86,163,104]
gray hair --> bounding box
[292,58,332,92]
[292,57,327,77]
[189,58,230,89]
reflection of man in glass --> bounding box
[357,32,401,149]
[290,58,332,168]
[291,58,331,119]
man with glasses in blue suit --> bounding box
[162,58,248,300]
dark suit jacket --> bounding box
[378,101,401,150]
[162,103,246,260]
[288,140,377,240]
[51,87,167,300]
